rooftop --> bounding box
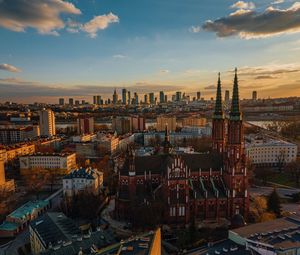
[63,167,101,180]
[9,200,49,220]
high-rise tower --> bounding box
[224,68,249,219]
[212,73,226,153]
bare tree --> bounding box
[276,150,286,173]
[285,159,300,186]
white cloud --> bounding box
[231,1,256,10]
[0,63,21,73]
[82,13,119,38]
[189,25,201,33]
[159,69,170,74]
[113,54,126,59]
[203,2,300,39]
[272,0,284,4]
[0,0,81,35]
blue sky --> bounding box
[0,0,300,102]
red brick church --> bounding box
[115,69,249,225]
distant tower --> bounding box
[212,73,225,153]
[225,90,230,102]
[159,91,165,103]
[113,89,118,105]
[224,68,249,220]
[127,91,131,105]
[122,88,127,105]
[252,91,257,100]
[197,91,201,100]
[59,98,64,105]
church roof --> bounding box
[120,152,223,176]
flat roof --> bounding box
[9,200,49,220]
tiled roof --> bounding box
[63,167,98,180]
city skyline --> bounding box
[1,0,300,103]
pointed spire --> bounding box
[213,72,224,119]
[164,123,169,143]
[230,68,242,120]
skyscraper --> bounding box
[69,98,74,105]
[122,88,127,105]
[59,98,64,105]
[159,91,165,103]
[39,109,56,137]
[225,90,230,102]
[77,116,94,135]
[134,92,139,105]
[252,91,257,100]
[127,91,131,105]
[113,89,118,105]
[164,95,168,102]
[144,94,148,104]
[175,91,182,101]
[196,91,201,100]
[93,96,97,104]
[149,92,155,104]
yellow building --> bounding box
[156,116,176,132]
[182,116,207,127]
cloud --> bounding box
[81,13,119,38]
[0,63,21,73]
[235,63,300,76]
[0,0,81,35]
[204,85,217,90]
[272,0,284,4]
[231,1,256,10]
[113,54,126,59]
[254,75,277,79]
[159,69,170,74]
[189,26,201,33]
[202,2,300,39]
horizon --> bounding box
[1,0,300,103]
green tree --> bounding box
[267,189,281,217]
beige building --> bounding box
[39,109,56,137]
[63,167,103,197]
[3,143,36,162]
[182,116,207,127]
[19,152,76,175]
[246,135,298,166]
[97,133,119,154]
[156,116,177,132]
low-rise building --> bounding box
[246,135,298,166]
[63,167,103,197]
[229,216,300,255]
[19,152,76,175]
[0,200,50,237]
[29,212,115,255]
[2,143,36,162]
[97,133,119,154]
[0,126,40,144]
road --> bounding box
[250,186,300,199]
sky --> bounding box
[0,0,300,103]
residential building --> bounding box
[156,116,177,132]
[130,116,146,132]
[0,126,39,144]
[3,143,36,162]
[97,133,119,154]
[182,116,207,127]
[39,109,56,137]
[116,70,249,224]
[245,135,298,166]
[77,116,94,135]
[112,116,131,135]
[0,200,50,237]
[19,152,76,175]
[63,167,103,197]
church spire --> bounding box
[163,123,171,154]
[214,72,224,119]
[230,68,242,120]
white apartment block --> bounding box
[19,153,76,174]
[39,109,56,137]
[63,167,103,197]
[246,135,298,166]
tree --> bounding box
[254,167,273,185]
[249,196,276,223]
[267,189,281,218]
[23,167,49,199]
[276,150,286,173]
[285,159,300,186]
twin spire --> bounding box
[213,68,241,120]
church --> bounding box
[115,69,249,225]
